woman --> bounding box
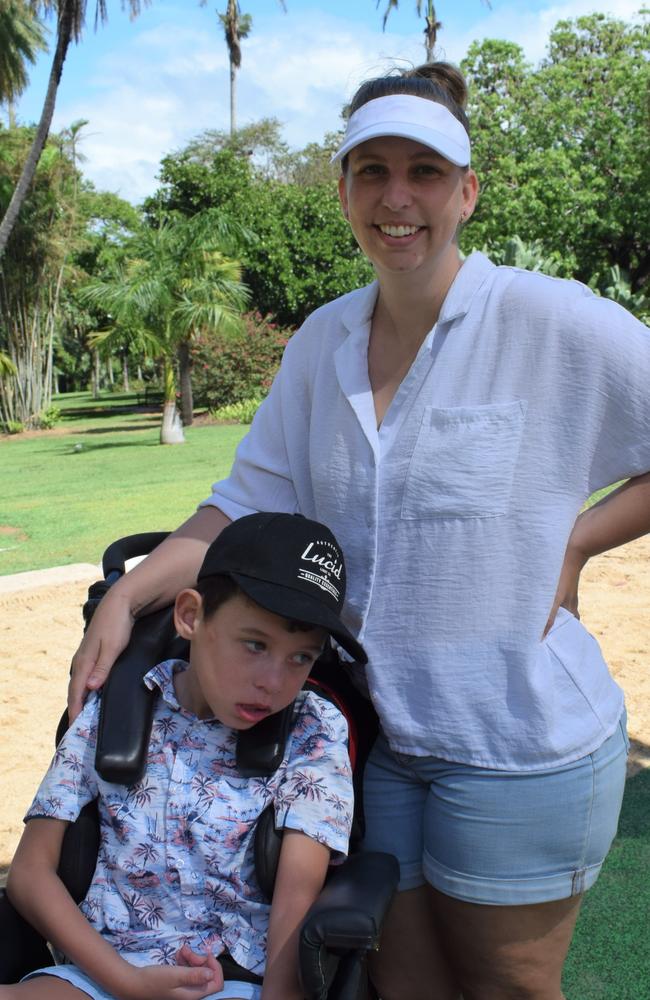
[69,64,650,999]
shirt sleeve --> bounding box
[24,693,100,824]
[565,288,650,493]
[272,692,354,859]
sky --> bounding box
[11,0,644,204]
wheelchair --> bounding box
[0,533,399,1000]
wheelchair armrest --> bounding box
[299,851,399,1000]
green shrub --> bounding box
[35,405,62,429]
[191,311,290,411]
[211,396,262,424]
[3,419,24,434]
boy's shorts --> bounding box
[23,965,262,1000]
[362,712,628,905]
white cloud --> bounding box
[45,2,645,203]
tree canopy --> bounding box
[463,13,650,292]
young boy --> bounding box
[2,513,366,1000]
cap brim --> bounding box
[331,122,469,167]
[232,573,367,664]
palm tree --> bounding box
[378,0,491,61]
[0,0,47,120]
[218,1,251,135]
[209,0,286,136]
[81,210,250,444]
[0,0,148,259]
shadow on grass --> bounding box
[61,439,161,452]
[563,765,650,999]
[78,422,159,436]
[61,405,139,417]
[62,405,162,418]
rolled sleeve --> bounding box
[273,694,353,859]
[576,294,650,492]
[25,694,100,824]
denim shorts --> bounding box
[362,713,629,905]
[23,965,262,1000]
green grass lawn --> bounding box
[0,392,246,574]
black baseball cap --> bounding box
[197,512,367,664]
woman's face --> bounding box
[338,134,478,282]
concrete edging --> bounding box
[0,563,100,595]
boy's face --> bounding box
[173,590,326,728]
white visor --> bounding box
[331,94,471,167]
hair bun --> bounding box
[406,62,468,110]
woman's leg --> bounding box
[364,717,628,1000]
[430,889,581,1000]
[417,717,629,999]
[369,886,461,1000]
[362,733,461,1000]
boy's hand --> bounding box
[123,956,224,999]
[176,942,224,981]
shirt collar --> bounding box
[144,658,189,712]
[340,281,379,336]
[438,251,496,325]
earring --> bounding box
[460,210,468,223]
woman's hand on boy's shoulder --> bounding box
[68,586,135,721]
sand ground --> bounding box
[1,539,649,879]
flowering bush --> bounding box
[191,312,291,412]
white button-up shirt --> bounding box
[203,253,650,769]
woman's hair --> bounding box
[347,62,470,137]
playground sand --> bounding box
[1,539,650,877]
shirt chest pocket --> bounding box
[401,400,527,520]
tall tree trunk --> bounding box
[92,348,101,399]
[230,59,237,135]
[0,2,76,258]
[178,339,193,426]
[160,360,184,444]
[423,1,440,60]
[122,353,130,391]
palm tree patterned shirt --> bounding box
[25,659,353,975]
